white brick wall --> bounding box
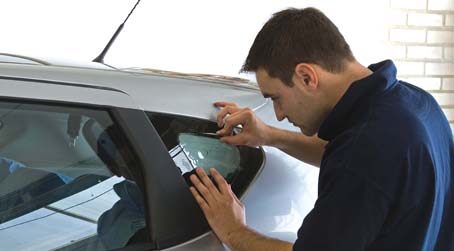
[390,29,426,43]
[408,13,443,26]
[427,31,454,43]
[445,47,454,59]
[426,63,454,75]
[431,93,454,106]
[443,78,454,90]
[442,108,454,121]
[428,0,454,11]
[395,61,425,75]
[447,15,454,26]
[388,45,407,59]
[407,46,443,59]
[387,10,408,25]
[388,0,454,130]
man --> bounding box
[189,7,454,251]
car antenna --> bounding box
[93,0,141,64]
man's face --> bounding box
[255,68,324,136]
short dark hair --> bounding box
[241,7,355,86]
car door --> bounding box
[0,73,267,251]
[0,73,212,251]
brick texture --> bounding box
[426,63,454,75]
[408,13,443,26]
[427,31,454,44]
[443,78,454,90]
[443,108,454,121]
[387,10,407,25]
[445,47,454,59]
[395,61,425,75]
[428,0,454,11]
[447,15,454,26]
[390,29,426,43]
[386,0,453,120]
[431,93,454,106]
[407,46,443,59]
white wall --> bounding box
[0,0,388,75]
[0,0,452,129]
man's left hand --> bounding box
[189,167,247,247]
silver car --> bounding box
[0,53,318,251]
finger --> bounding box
[190,173,217,204]
[217,107,231,128]
[220,134,247,146]
[195,168,221,196]
[190,186,211,214]
[214,101,238,108]
[216,106,241,127]
[209,168,229,195]
[218,110,249,136]
[229,184,242,205]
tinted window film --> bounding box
[173,133,241,181]
[148,112,264,197]
[0,101,146,251]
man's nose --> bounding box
[274,102,285,121]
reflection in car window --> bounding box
[0,101,146,251]
[173,133,241,181]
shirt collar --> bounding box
[318,60,398,141]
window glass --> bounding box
[148,112,264,196]
[0,101,146,251]
[174,133,241,180]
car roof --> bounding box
[0,60,268,121]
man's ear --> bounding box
[294,63,318,90]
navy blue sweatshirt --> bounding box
[293,60,454,251]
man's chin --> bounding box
[300,127,317,137]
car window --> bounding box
[173,133,241,180]
[148,112,264,197]
[0,100,147,251]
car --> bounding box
[0,53,319,251]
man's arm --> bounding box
[189,167,293,251]
[227,226,293,251]
[215,102,327,167]
[267,126,327,167]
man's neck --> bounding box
[326,61,373,110]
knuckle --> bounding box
[199,187,209,196]
[205,180,215,189]
[243,108,254,117]
[224,117,233,127]
[243,107,252,113]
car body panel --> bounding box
[0,61,318,250]
[0,63,267,122]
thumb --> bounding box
[220,135,243,145]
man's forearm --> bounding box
[226,226,293,251]
[266,126,327,167]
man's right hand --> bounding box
[214,102,271,147]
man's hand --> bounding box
[189,167,247,247]
[215,101,271,147]
[189,167,294,251]
[215,101,327,167]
